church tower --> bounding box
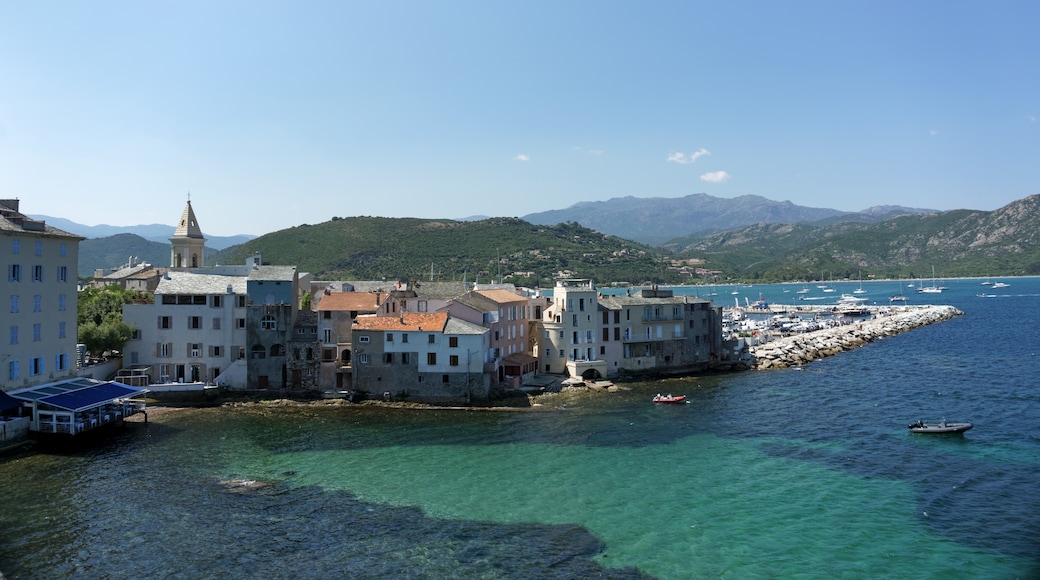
[170,198,207,269]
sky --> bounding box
[2,1,1038,237]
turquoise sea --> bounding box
[2,277,1039,579]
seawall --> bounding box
[748,305,963,369]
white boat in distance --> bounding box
[916,266,945,294]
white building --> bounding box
[2,199,82,392]
[539,279,607,380]
[122,271,249,386]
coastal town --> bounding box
[1,198,960,450]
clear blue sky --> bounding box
[2,1,1038,236]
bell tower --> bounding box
[170,197,207,269]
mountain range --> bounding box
[521,193,936,245]
[29,215,254,250]
[55,193,1039,282]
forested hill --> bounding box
[667,194,1040,280]
[210,217,680,286]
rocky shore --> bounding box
[748,305,963,369]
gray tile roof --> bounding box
[444,317,490,335]
[156,271,248,295]
[247,265,297,281]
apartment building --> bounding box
[444,288,538,388]
[2,199,82,392]
[352,312,488,402]
[122,271,249,386]
[599,287,723,376]
[538,279,608,380]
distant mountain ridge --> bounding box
[522,193,936,244]
[29,214,254,250]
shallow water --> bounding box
[2,278,1038,579]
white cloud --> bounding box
[667,148,711,164]
[700,170,730,183]
[513,154,530,162]
[1029,115,1037,123]
[929,129,939,136]
[588,149,604,156]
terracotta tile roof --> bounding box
[353,312,448,332]
[474,288,528,304]
[317,292,385,312]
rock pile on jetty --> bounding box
[748,305,962,369]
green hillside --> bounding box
[668,195,1040,281]
[211,217,684,286]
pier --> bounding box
[746,305,962,369]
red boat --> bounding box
[652,394,686,404]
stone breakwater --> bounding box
[748,305,963,369]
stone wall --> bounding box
[748,306,963,369]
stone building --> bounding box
[351,312,488,403]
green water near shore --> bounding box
[4,279,1040,578]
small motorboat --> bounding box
[908,419,973,434]
[652,394,686,404]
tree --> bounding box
[78,285,152,357]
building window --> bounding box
[32,265,43,282]
[250,345,266,359]
[57,266,68,283]
[402,334,409,343]
[417,300,427,312]
[8,264,20,282]
[237,318,246,329]
[386,333,394,342]
[159,343,171,357]
[30,357,44,376]
[213,317,221,330]
[60,243,67,257]
[427,352,437,365]
[33,295,41,312]
[384,353,393,363]
[260,315,277,330]
[58,294,66,311]
[33,323,41,342]
[449,355,459,366]
[559,349,564,358]
[270,344,285,356]
[9,325,17,345]
[9,360,18,380]
[210,345,223,357]
[212,295,223,308]
[442,374,449,383]
[159,316,171,329]
[189,316,202,329]
[132,329,141,340]
[12,239,19,254]
[428,334,435,344]
[59,321,66,339]
[35,241,43,256]
[359,353,369,364]
[190,343,201,357]
[402,352,410,364]
[358,335,370,343]
[9,295,16,313]
[449,336,458,348]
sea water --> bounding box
[2,277,1038,579]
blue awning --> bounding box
[36,382,144,412]
[0,390,23,413]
